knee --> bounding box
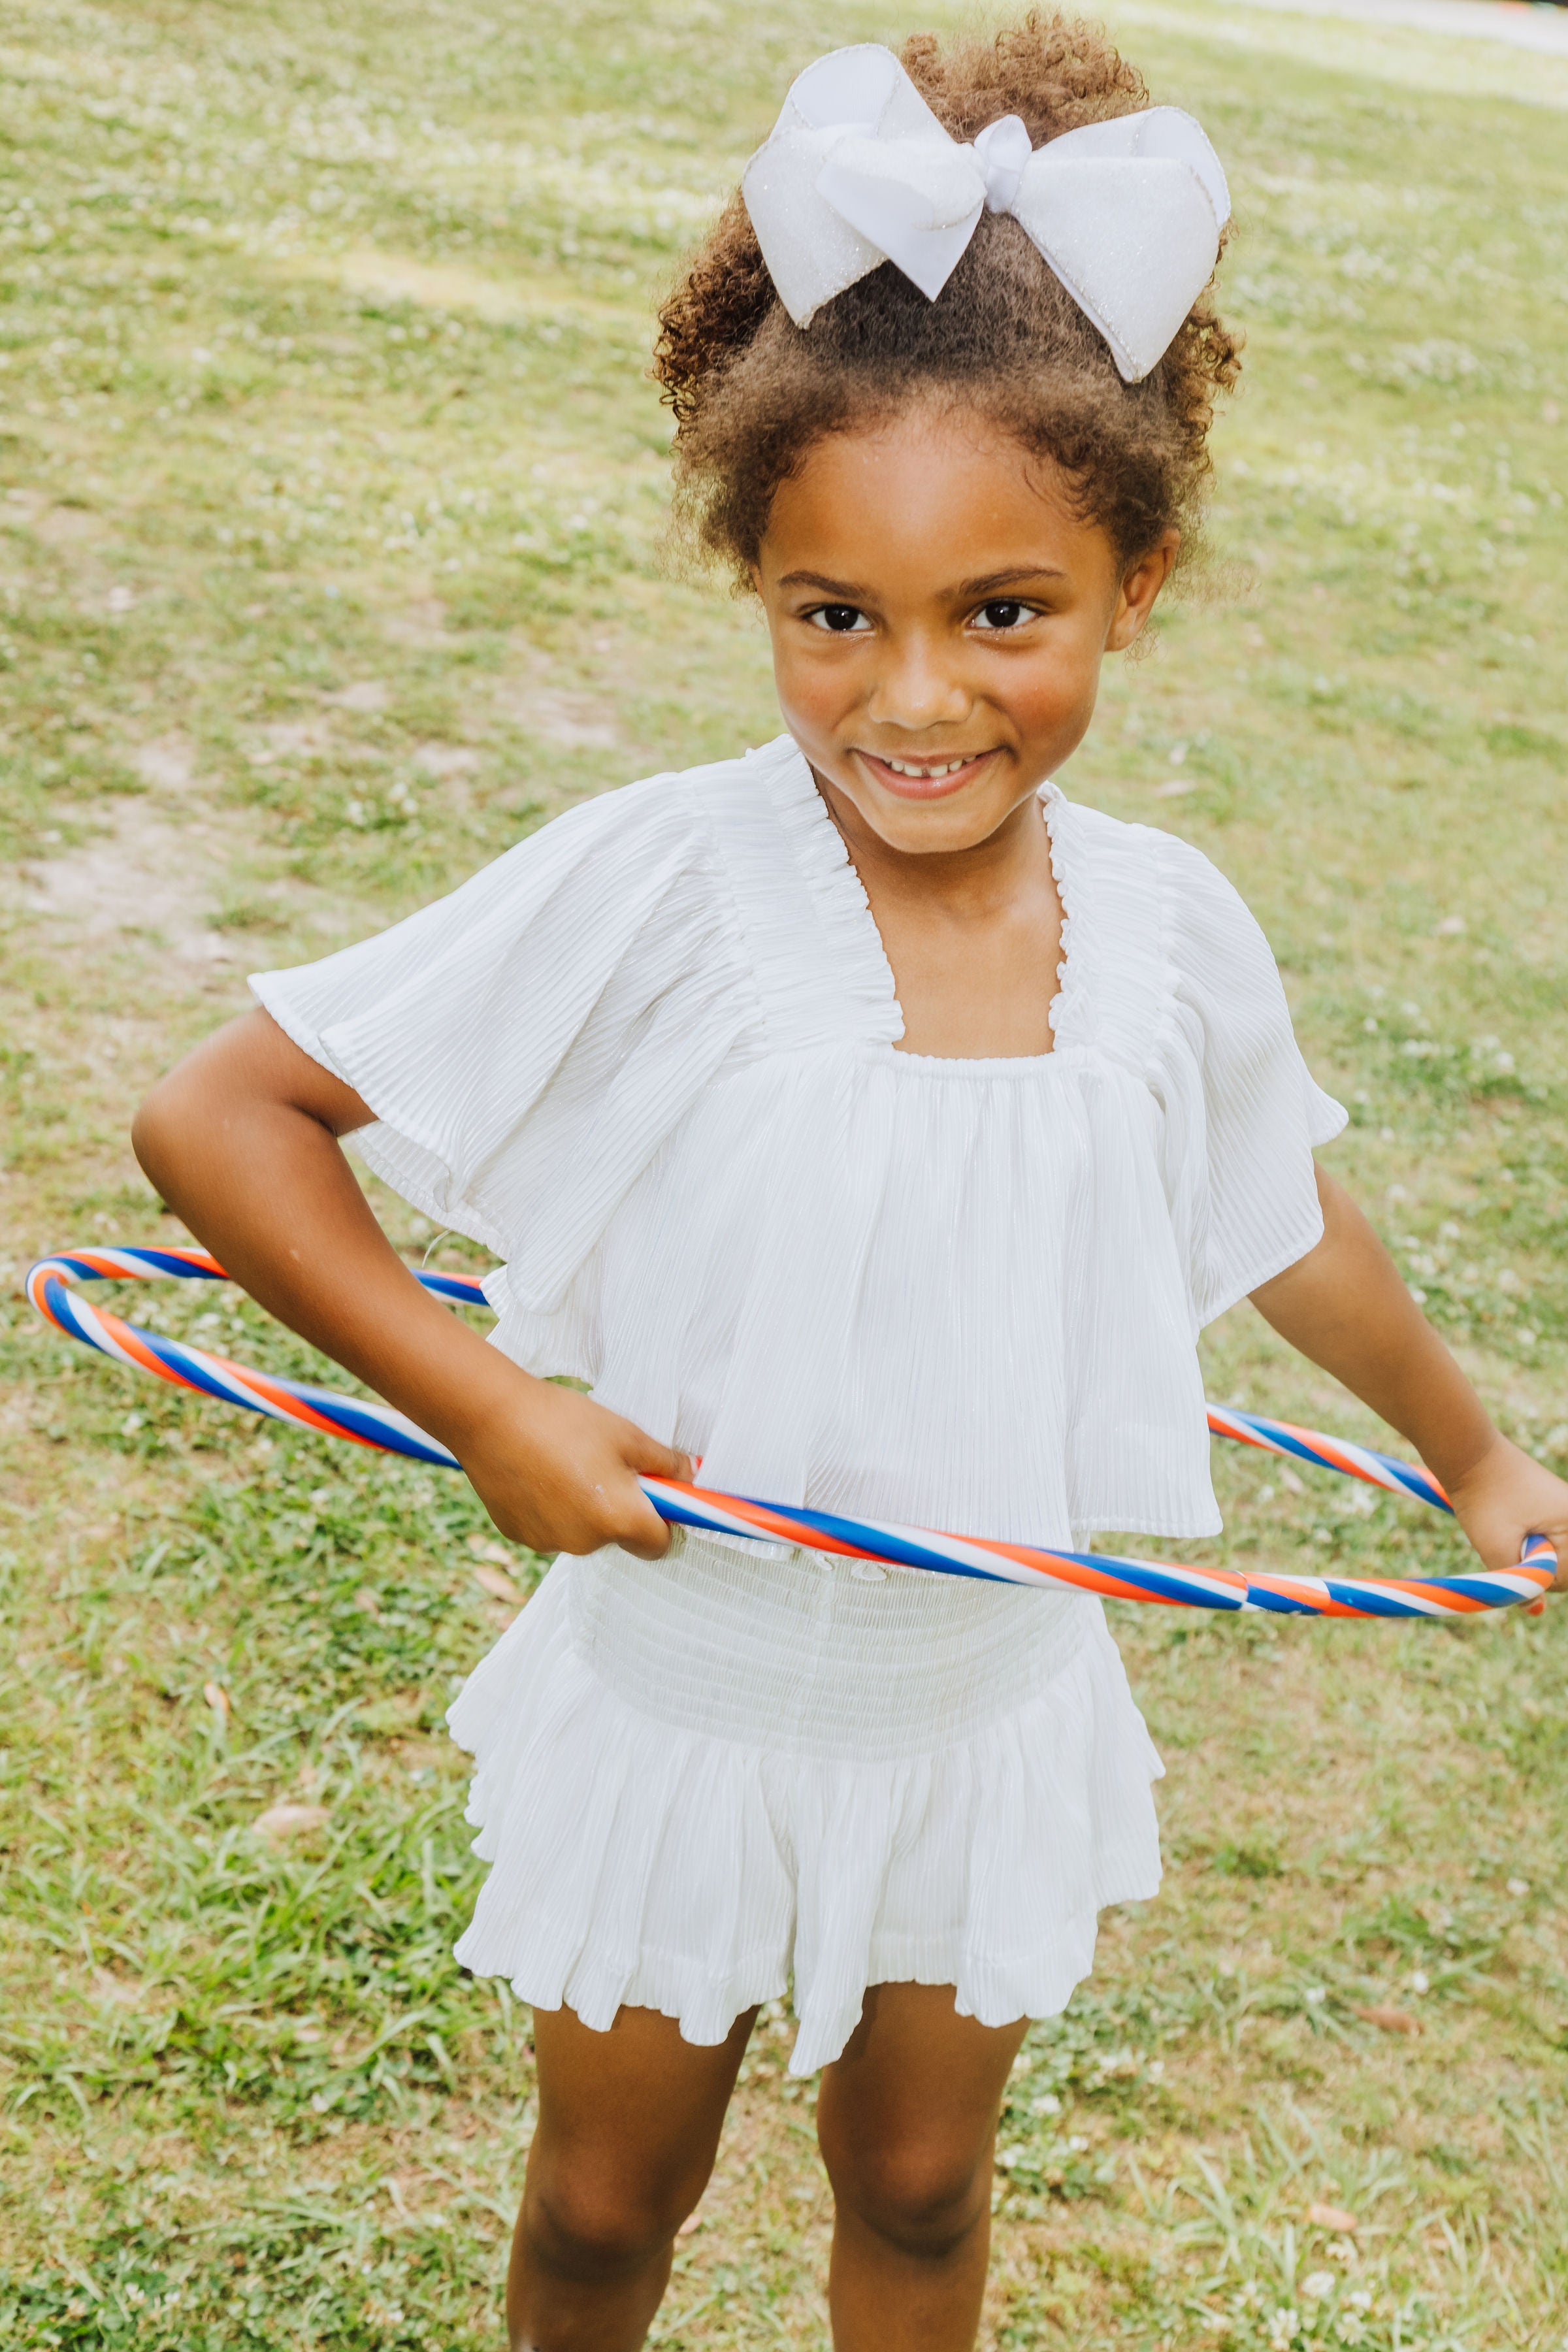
[525,2162,691,2285]
[825,2135,988,2262]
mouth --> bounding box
[852,747,999,801]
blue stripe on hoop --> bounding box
[122,1249,227,1281]
[1226,1405,1450,1516]
[32,1245,1535,1616]
[691,1501,1251,1612]
[414,1271,491,1305]
[143,1331,272,1409]
[1243,1582,1353,1616]
[284,1384,458,1464]
[1260,1580,1420,1618]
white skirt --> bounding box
[447,1533,1164,2076]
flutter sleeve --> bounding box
[249,773,751,1314]
[1147,828,1347,1330]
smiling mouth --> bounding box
[854,747,998,799]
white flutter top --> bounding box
[253,735,1345,2072]
[254,732,1345,1547]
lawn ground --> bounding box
[1,0,1567,2345]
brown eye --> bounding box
[811,604,867,634]
[974,600,1029,631]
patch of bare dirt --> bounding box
[413,741,481,781]
[381,597,455,647]
[491,643,623,751]
[10,792,236,964]
[133,738,198,793]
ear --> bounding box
[1106,530,1181,652]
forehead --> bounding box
[761,404,1114,588]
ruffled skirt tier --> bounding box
[448,1533,1164,2076]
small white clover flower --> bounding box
[1302,2272,1337,2300]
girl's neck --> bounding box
[813,768,1053,919]
[811,768,1065,1060]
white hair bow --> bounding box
[742,45,1231,384]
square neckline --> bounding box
[785,745,1075,1074]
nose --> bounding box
[865,632,972,734]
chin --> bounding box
[860,792,1013,855]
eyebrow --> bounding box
[774,566,1069,598]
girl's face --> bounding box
[754,402,1177,857]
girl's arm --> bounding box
[132,1007,691,1560]
[1250,1168,1568,1586]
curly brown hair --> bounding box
[653,14,1242,580]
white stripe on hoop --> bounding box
[1209,1405,1419,1499]
[53,1288,155,1377]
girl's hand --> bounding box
[1445,1433,1568,1593]
[132,1007,691,1563]
[455,1366,694,1563]
[1250,1178,1564,1597]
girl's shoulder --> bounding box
[517,734,798,845]
[1054,790,1260,922]
[1051,787,1284,1021]
[475,734,819,923]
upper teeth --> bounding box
[881,755,973,777]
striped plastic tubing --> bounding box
[26,1247,1556,1620]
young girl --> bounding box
[134,18,1568,2350]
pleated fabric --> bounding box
[252,734,1344,2068]
[448,1536,1164,2076]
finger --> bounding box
[626,1430,694,1486]
[615,1478,676,1561]
[599,1446,681,1557]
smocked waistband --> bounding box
[564,1531,1094,1762]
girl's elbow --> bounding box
[131,1073,187,1191]
[133,1051,218,1193]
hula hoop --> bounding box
[26,1247,1555,1620]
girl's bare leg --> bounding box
[816,1984,1028,2352]
[508,2000,757,2352]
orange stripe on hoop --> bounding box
[95,1307,186,1384]
[90,1311,363,1446]
[1275,1422,1386,1486]
[954,1543,1110,1596]
[1379,1579,1492,1614]
[60,1247,227,1283]
[27,1271,71,1331]
[963,1544,1215,1608]
[1207,1410,1273,1450]
[987,1535,1250,1604]
[1243,1576,1365,1617]
[672,1490,828,1548]
[233,1361,384,1445]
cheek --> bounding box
[770,633,858,721]
[1000,646,1101,738]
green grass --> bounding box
[2,0,1567,2344]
